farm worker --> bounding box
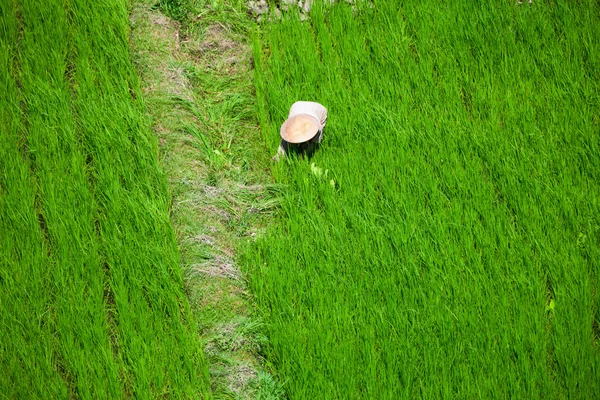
[274,101,327,161]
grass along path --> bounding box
[248,0,600,398]
[130,0,282,397]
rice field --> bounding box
[247,0,600,398]
[0,0,210,397]
[2,0,599,398]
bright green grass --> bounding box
[247,0,600,398]
[0,0,210,397]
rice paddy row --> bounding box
[0,0,210,397]
[247,1,600,398]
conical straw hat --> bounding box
[280,114,320,144]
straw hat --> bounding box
[280,114,320,144]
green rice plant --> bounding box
[0,3,70,396]
[246,0,600,398]
[0,0,211,397]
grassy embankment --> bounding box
[247,0,600,398]
[130,0,282,397]
[0,0,210,397]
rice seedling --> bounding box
[0,0,211,397]
[246,0,600,398]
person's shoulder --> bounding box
[291,100,323,107]
[291,101,311,108]
[290,101,327,117]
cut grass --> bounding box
[246,0,600,398]
[1,0,210,397]
[129,0,282,398]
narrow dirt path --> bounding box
[129,1,281,398]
